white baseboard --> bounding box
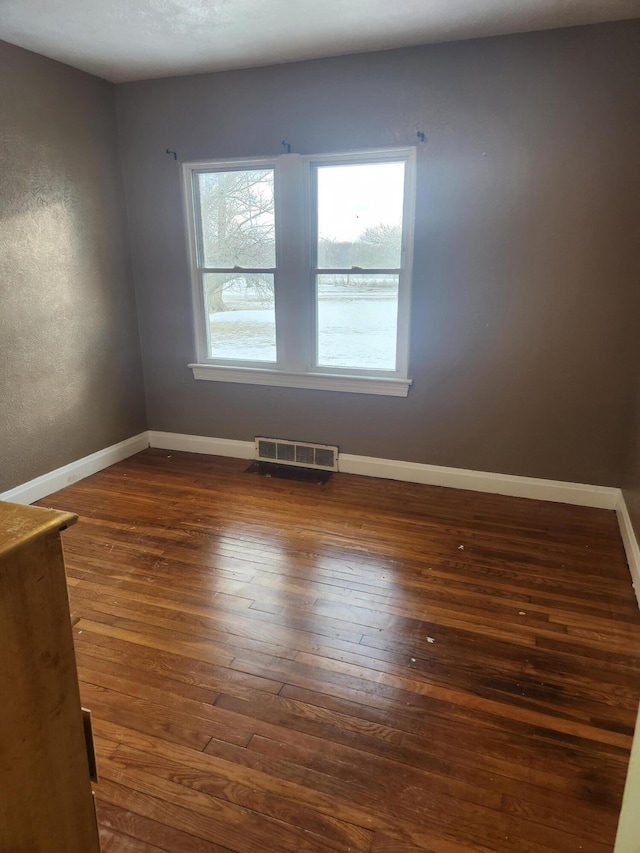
[0,432,149,505]
[147,431,619,508]
[616,494,640,608]
[148,431,254,459]
[339,453,621,509]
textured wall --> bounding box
[0,41,146,492]
[116,21,640,486]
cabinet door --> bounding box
[0,532,101,852]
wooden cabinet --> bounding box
[0,501,100,853]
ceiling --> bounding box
[1,0,639,84]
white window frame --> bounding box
[182,147,416,397]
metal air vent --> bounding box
[255,437,338,472]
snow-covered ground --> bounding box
[209,296,397,369]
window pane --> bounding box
[317,162,405,269]
[198,169,275,268]
[204,273,276,362]
[316,274,398,370]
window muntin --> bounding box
[184,149,415,394]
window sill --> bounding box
[189,364,412,397]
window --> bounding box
[183,148,415,396]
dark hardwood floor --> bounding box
[38,448,640,852]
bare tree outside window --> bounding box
[198,169,275,311]
[197,168,277,360]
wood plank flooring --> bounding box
[38,448,640,852]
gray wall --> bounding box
[0,41,146,492]
[116,21,640,487]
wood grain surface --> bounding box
[0,503,99,852]
[37,448,640,852]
